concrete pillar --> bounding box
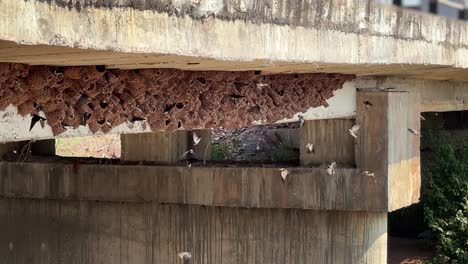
[299,119,387,263]
[121,130,211,163]
[0,90,422,263]
[0,198,387,264]
[121,131,189,163]
[356,91,420,212]
[299,119,355,166]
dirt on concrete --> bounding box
[0,63,354,135]
[388,237,434,264]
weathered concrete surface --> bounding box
[356,77,468,112]
[121,131,189,163]
[300,119,356,166]
[356,91,420,212]
[0,198,387,264]
[0,161,380,211]
[1,0,468,80]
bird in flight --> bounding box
[298,115,305,127]
[193,132,201,145]
[178,149,195,160]
[327,162,337,176]
[408,128,421,137]
[178,252,192,264]
[30,114,47,131]
[279,168,289,182]
[348,124,360,138]
[306,143,314,154]
[363,100,374,110]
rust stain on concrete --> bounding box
[0,63,354,135]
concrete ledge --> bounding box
[356,77,468,112]
[0,162,387,211]
[1,0,468,80]
[0,198,387,264]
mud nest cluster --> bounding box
[0,63,355,135]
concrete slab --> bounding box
[0,0,468,80]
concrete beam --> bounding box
[1,0,468,81]
[0,161,382,211]
[0,198,387,264]
[356,77,468,112]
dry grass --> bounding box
[55,134,121,158]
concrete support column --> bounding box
[121,131,189,163]
[298,119,387,263]
[121,130,211,163]
[0,198,387,264]
[299,119,355,166]
[356,91,420,212]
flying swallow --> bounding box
[348,124,360,138]
[306,143,314,154]
[279,168,289,182]
[178,149,195,160]
[29,114,47,131]
[193,132,201,146]
[363,100,374,110]
[298,115,305,127]
[408,128,421,137]
[327,162,337,176]
[178,252,192,264]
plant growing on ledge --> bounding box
[423,137,468,263]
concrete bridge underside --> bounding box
[0,0,467,263]
[1,0,468,81]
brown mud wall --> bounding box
[0,63,354,135]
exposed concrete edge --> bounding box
[1,0,468,70]
[0,161,387,211]
[356,77,468,112]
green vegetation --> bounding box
[271,143,297,162]
[210,140,241,161]
[423,133,468,263]
[211,143,229,161]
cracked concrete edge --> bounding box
[1,0,468,70]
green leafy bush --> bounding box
[271,143,297,162]
[423,140,468,263]
[211,143,229,161]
